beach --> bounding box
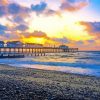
[0,64,100,100]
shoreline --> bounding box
[2,63,100,78]
[0,64,100,100]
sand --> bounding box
[0,64,100,100]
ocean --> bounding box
[0,51,100,77]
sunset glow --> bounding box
[0,0,100,50]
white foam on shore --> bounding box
[10,63,97,76]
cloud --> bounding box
[0,30,6,35]
[76,41,84,45]
[15,24,28,31]
[0,1,58,18]
[0,0,8,17]
[32,31,48,38]
[22,31,70,45]
[44,9,56,16]
[0,6,7,17]
[0,24,21,40]
[80,22,100,38]
[60,0,88,12]
[8,3,30,16]
[0,24,7,35]
[89,22,100,33]
[0,2,30,18]
[8,3,21,14]
[30,1,60,16]
[43,9,61,16]
[24,31,48,38]
[31,2,47,13]
[0,24,7,31]
[87,40,95,43]
[80,22,100,34]
[13,16,25,24]
[3,32,21,41]
[0,2,31,35]
[0,0,8,6]
[52,37,69,43]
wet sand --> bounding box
[0,64,100,100]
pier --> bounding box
[0,47,78,58]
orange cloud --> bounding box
[19,31,66,46]
[0,0,8,5]
[60,0,88,12]
[79,22,100,38]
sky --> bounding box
[0,0,100,50]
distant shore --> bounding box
[0,64,100,100]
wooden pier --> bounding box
[0,47,78,58]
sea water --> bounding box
[0,51,100,77]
